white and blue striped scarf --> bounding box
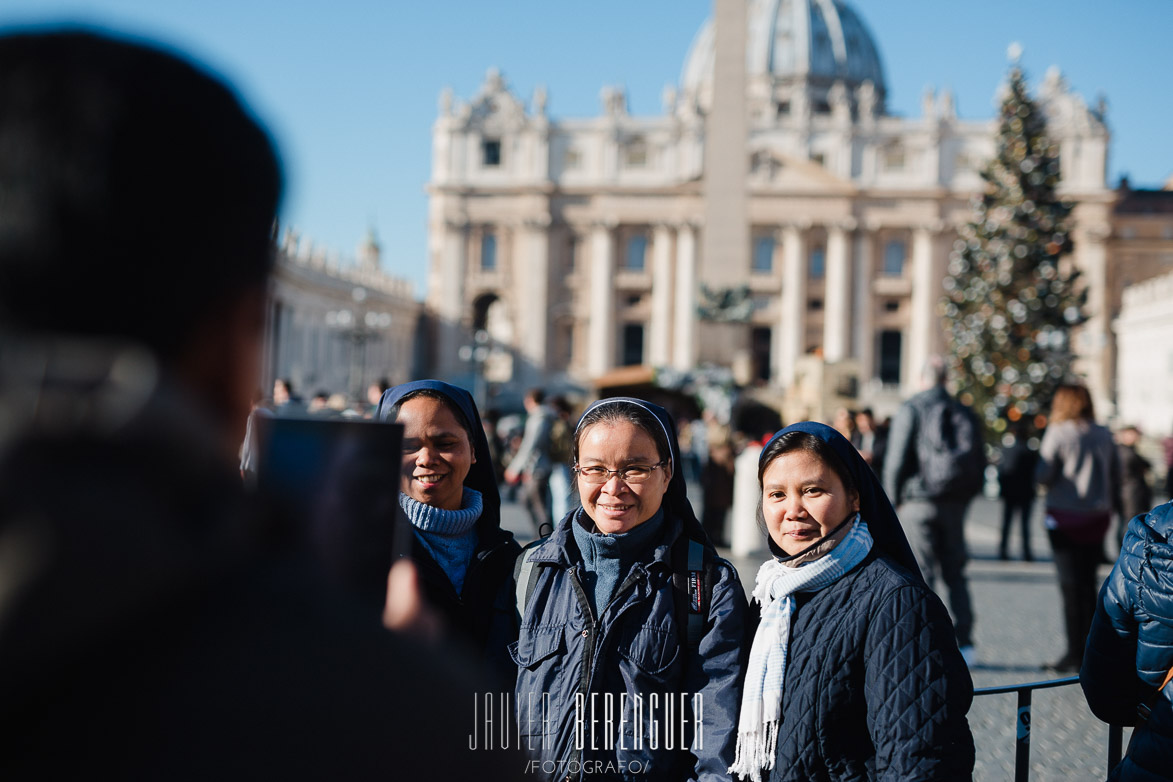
[729,516,873,782]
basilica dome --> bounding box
[680,0,886,116]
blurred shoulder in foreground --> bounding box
[0,28,522,780]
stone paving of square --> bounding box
[501,486,1166,781]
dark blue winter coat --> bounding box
[747,421,973,781]
[512,509,747,781]
[511,396,747,781]
[1081,501,1173,781]
[751,550,975,781]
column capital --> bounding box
[444,215,469,231]
[828,217,858,233]
[778,221,809,239]
[590,216,619,230]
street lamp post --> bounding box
[458,328,491,411]
[326,286,392,401]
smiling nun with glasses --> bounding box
[510,397,747,781]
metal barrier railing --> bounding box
[974,675,1124,781]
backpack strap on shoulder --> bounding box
[685,536,707,647]
[672,519,715,650]
[513,538,545,627]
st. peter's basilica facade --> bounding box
[424,0,1119,420]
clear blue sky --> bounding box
[2,1,1169,298]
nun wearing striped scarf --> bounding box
[730,422,974,782]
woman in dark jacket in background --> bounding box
[513,397,747,781]
[730,422,973,782]
[1081,500,1173,781]
[379,380,521,683]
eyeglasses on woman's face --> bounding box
[573,461,668,485]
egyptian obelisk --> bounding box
[698,0,750,380]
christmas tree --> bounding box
[940,54,1086,444]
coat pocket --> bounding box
[615,626,688,754]
[617,626,681,677]
[511,624,569,740]
[509,624,566,669]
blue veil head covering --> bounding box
[575,396,703,533]
[759,421,923,582]
[376,379,500,526]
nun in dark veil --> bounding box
[730,422,974,782]
[378,380,521,684]
[511,396,747,781]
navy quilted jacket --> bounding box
[754,551,975,781]
[511,510,747,781]
[1081,501,1173,781]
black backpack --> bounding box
[513,517,716,650]
[915,396,986,500]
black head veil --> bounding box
[760,421,923,582]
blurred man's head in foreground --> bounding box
[0,27,283,444]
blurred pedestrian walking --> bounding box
[1036,383,1121,673]
[505,387,557,535]
[997,422,1039,561]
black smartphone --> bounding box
[252,414,410,615]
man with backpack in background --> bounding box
[884,355,985,667]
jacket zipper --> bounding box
[564,565,646,781]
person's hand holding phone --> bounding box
[383,559,443,643]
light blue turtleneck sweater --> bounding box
[399,488,482,594]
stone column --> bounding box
[588,220,616,378]
[518,216,551,382]
[853,227,876,382]
[1077,223,1112,411]
[434,217,468,379]
[777,224,807,387]
[672,222,698,371]
[823,220,853,363]
[907,224,940,389]
[649,223,674,367]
